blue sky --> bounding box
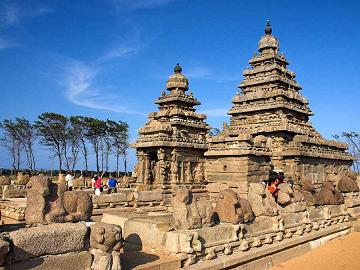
[0,0,359,171]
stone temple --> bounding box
[1,21,359,270]
[131,63,210,190]
[132,20,355,194]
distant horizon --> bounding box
[1,0,359,171]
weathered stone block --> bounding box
[134,190,163,202]
[4,251,92,270]
[8,223,89,262]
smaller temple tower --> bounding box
[131,64,211,190]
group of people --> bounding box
[264,171,294,201]
[91,175,118,195]
[64,172,118,195]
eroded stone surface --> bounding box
[8,223,88,263]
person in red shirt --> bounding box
[94,176,102,195]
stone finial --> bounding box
[166,63,189,90]
[258,20,279,52]
[265,19,272,35]
[174,63,182,74]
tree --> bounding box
[16,117,37,172]
[83,117,107,174]
[333,132,360,173]
[107,120,129,177]
[34,112,68,172]
[0,119,22,172]
[70,116,89,171]
[66,117,82,171]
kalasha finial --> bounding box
[174,63,182,74]
[265,19,272,35]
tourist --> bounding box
[94,176,102,195]
[107,176,117,194]
[65,171,74,191]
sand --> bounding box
[270,232,360,270]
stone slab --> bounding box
[8,223,89,262]
[2,251,92,270]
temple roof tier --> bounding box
[232,89,309,105]
[228,101,313,115]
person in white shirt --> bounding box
[65,172,74,191]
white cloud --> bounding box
[113,0,176,10]
[0,37,17,49]
[65,62,143,115]
[0,2,53,27]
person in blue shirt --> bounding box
[107,176,118,194]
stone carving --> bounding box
[25,175,92,225]
[214,189,255,224]
[299,179,318,206]
[318,182,344,205]
[172,187,213,230]
[90,222,122,252]
[247,183,278,217]
[0,235,10,266]
[15,172,30,185]
[276,183,293,206]
[338,174,360,193]
[0,176,11,186]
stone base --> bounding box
[1,251,92,270]
[181,223,351,269]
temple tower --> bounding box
[205,21,354,195]
[131,64,211,190]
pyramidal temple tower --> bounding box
[132,64,210,189]
[205,21,354,194]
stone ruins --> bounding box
[0,21,359,270]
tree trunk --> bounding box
[116,153,120,178]
[123,149,127,176]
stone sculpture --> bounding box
[338,174,360,193]
[90,222,123,252]
[247,183,278,217]
[214,189,255,224]
[172,187,213,230]
[15,172,30,185]
[318,182,344,205]
[299,179,318,206]
[0,176,11,186]
[25,175,92,225]
[0,235,10,266]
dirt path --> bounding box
[270,232,360,270]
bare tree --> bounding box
[70,116,89,171]
[333,132,360,172]
[16,117,37,172]
[0,119,22,172]
[83,117,107,174]
[107,120,129,177]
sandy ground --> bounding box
[270,232,360,270]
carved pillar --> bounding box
[144,153,151,185]
[170,150,179,185]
